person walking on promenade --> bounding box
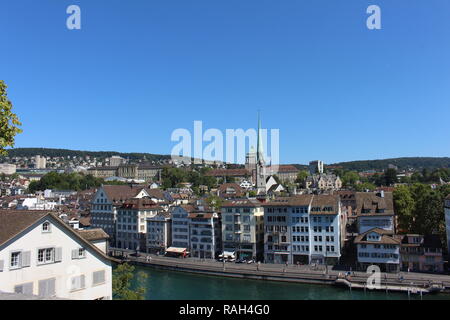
[257,261,260,271]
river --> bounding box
[130,265,450,300]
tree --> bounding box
[205,194,223,211]
[393,185,415,233]
[295,170,309,185]
[0,81,22,155]
[383,168,398,186]
[112,263,148,300]
[341,171,360,188]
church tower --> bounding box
[256,113,267,194]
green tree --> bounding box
[354,182,376,192]
[205,194,223,211]
[341,171,360,188]
[112,263,148,300]
[295,170,309,184]
[0,81,22,155]
[384,168,398,186]
[393,185,415,233]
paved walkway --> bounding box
[109,248,450,291]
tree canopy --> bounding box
[0,81,22,155]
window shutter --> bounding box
[14,285,24,294]
[80,275,85,289]
[38,279,47,297]
[93,270,106,285]
[55,247,62,262]
[23,282,33,295]
[48,278,56,296]
[0,260,3,272]
[22,251,31,267]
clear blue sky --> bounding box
[1,0,450,164]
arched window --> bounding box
[42,222,51,233]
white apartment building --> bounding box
[170,205,191,250]
[356,191,395,234]
[146,211,172,254]
[0,211,114,300]
[445,194,450,255]
[355,228,400,272]
[221,199,264,261]
[263,194,344,265]
[115,198,160,251]
[188,209,221,259]
[35,155,47,169]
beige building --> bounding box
[88,164,162,182]
[0,164,16,175]
[305,174,342,191]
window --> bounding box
[38,278,56,298]
[42,222,51,233]
[10,251,21,269]
[93,270,106,285]
[38,248,56,264]
[71,275,86,291]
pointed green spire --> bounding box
[257,111,264,163]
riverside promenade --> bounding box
[109,248,450,295]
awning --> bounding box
[166,247,187,254]
[219,251,235,258]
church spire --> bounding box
[257,111,264,164]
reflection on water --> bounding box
[130,265,450,300]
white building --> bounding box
[115,198,160,251]
[356,191,395,234]
[35,155,47,169]
[146,211,172,254]
[0,163,16,175]
[263,194,344,265]
[0,211,114,300]
[445,194,450,255]
[188,208,221,259]
[355,228,400,273]
[170,205,192,251]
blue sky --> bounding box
[1,0,450,164]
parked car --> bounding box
[246,259,255,264]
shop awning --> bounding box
[219,251,235,258]
[166,247,187,254]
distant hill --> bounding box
[1,148,172,162]
[329,157,450,172]
[295,157,450,172]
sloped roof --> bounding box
[354,228,400,245]
[355,192,394,216]
[77,228,109,241]
[0,210,118,263]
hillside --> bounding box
[1,148,172,162]
[329,157,450,172]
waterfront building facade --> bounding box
[445,194,450,255]
[221,199,264,261]
[355,228,400,272]
[263,194,343,265]
[146,211,172,254]
[115,198,160,251]
[400,234,444,273]
[188,209,221,259]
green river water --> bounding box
[130,265,450,300]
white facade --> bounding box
[171,206,190,249]
[445,197,450,255]
[356,229,400,272]
[358,216,394,234]
[0,163,16,175]
[0,215,113,300]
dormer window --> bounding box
[42,222,51,233]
